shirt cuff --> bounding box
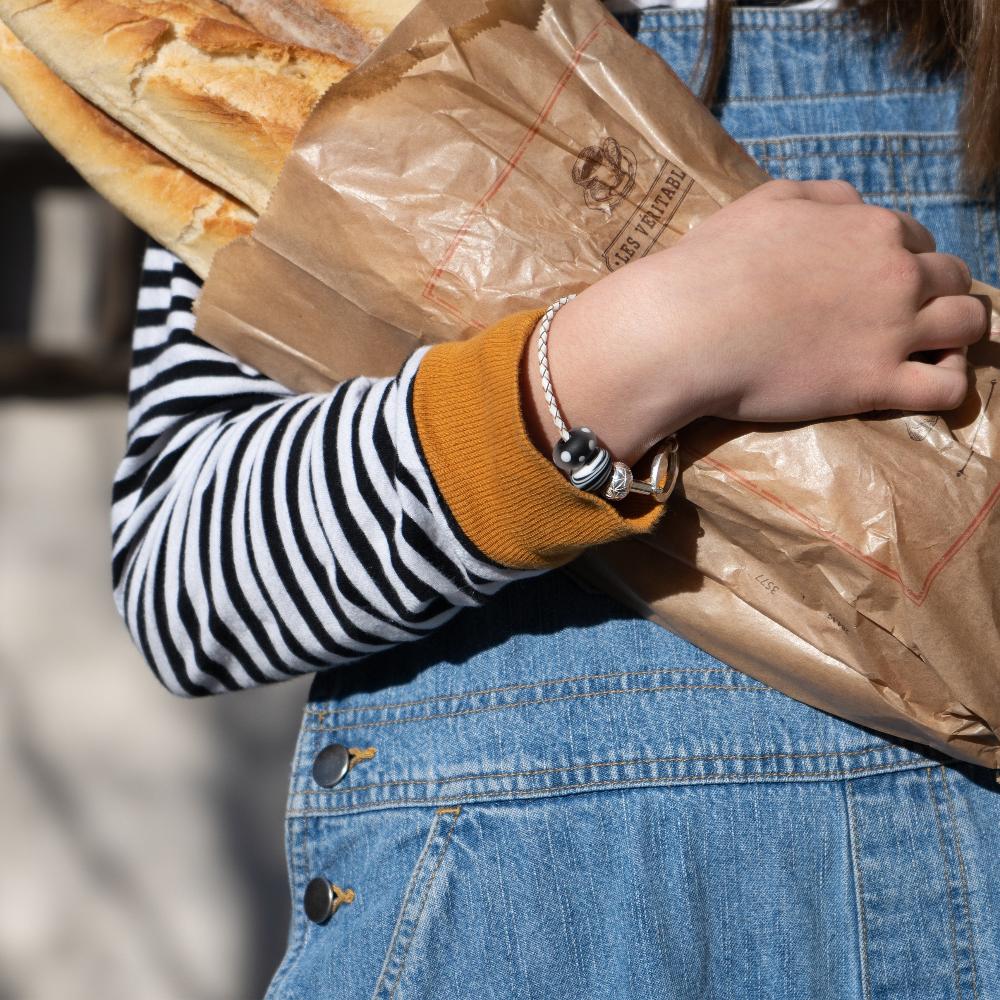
[411,307,669,571]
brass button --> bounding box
[303,877,354,924]
[312,743,350,787]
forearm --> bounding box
[111,249,530,697]
[112,249,674,698]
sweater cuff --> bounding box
[411,307,669,571]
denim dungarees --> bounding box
[266,8,1000,999]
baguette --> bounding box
[218,0,418,62]
[0,21,256,278]
[0,0,353,213]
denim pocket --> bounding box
[369,806,463,1000]
[265,805,466,1000]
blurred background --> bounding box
[0,89,311,999]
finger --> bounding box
[882,357,971,412]
[933,346,970,373]
[792,179,864,205]
[908,345,968,369]
[758,178,863,204]
[914,252,973,301]
[910,293,991,350]
[884,208,936,253]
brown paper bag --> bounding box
[195,0,1000,771]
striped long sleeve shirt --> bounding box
[110,246,666,697]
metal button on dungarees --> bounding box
[312,743,350,787]
[303,878,354,924]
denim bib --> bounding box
[266,8,1000,999]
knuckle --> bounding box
[948,254,973,289]
[761,178,801,199]
[882,251,922,292]
[824,178,862,201]
[866,205,907,239]
[957,296,989,341]
[939,377,968,410]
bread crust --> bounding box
[0,21,256,277]
[0,0,353,212]
[218,0,417,62]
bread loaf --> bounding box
[0,0,353,213]
[218,0,418,62]
[0,21,256,278]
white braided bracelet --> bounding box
[536,294,680,503]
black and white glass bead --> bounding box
[552,426,614,495]
[570,447,613,493]
[552,426,601,472]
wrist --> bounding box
[520,288,704,466]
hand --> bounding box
[522,178,991,464]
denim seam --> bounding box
[388,811,460,1000]
[295,744,919,797]
[892,134,910,215]
[749,148,962,163]
[370,808,461,1000]
[925,767,966,999]
[748,131,960,144]
[305,666,751,719]
[370,813,443,1000]
[975,201,987,279]
[267,720,317,999]
[973,198,1000,284]
[302,683,771,732]
[287,760,933,817]
[993,197,1000,282]
[843,781,873,1000]
[715,85,958,105]
[266,817,310,1000]
[637,25,861,35]
[818,191,969,201]
[940,768,983,1000]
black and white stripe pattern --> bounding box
[111,246,539,697]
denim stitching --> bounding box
[287,760,932,817]
[843,781,873,1000]
[901,135,917,217]
[302,683,769,733]
[305,666,750,719]
[744,147,961,163]
[295,747,924,795]
[370,812,446,1000]
[940,768,982,1000]
[743,131,960,144]
[296,743,915,796]
[266,818,310,1000]
[387,811,460,1000]
[370,808,461,1000]
[718,85,958,105]
[994,199,1000,285]
[975,198,988,280]
[267,719,318,998]
[638,25,861,36]
[925,767,965,999]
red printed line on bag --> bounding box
[684,446,1000,606]
[422,17,607,327]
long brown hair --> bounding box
[692,0,1000,198]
